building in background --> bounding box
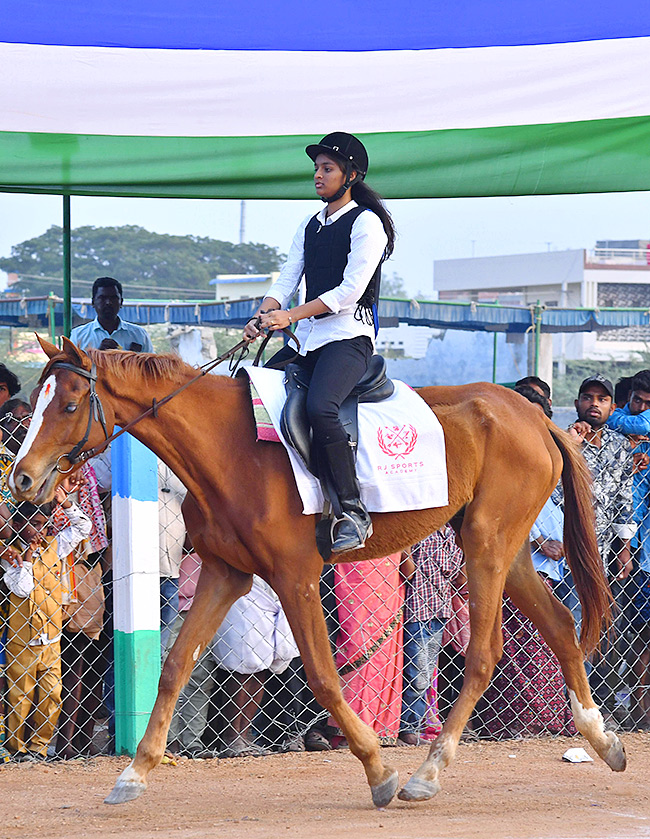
[434,242,650,369]
[210,274,277,302]
[375,324,435,359]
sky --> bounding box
[1,189,649,298]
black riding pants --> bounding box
[294,336,373,448]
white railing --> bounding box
[588,247,650,266]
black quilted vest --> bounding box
[303,206,381,318]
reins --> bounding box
[52,321,299,473]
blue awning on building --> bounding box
[1,295,648,333]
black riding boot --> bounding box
[322,439,373,552]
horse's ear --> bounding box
[36,334,61,360]
[61,336,91,369]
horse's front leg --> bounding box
[105,557,252,804]
[271,560,400,810]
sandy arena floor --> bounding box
[2,734,650,839]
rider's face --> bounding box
[313,154,348,201]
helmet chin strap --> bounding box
[321,164,363,204]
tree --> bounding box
[0,225,285,299]
[553,350,650,406]
[380,271,408,298]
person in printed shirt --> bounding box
[243,132,396,552]
[604,370,650,729]
[399,526,464,746]
[557,375,636,577]
[2,479,91,760]
[557,374,637,725]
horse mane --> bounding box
[86,348,194,385]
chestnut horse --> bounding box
[11,337,625,809]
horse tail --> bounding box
[547,424,613,655]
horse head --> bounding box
[10,335,115,504]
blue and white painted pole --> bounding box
[112,433,161,756]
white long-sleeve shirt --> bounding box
[265,201,387,355]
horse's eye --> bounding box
[65,403,78,414]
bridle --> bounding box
[49,361,108,473]
[50,321,299,474]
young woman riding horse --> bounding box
[244,131,396,553]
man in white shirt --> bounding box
[70,277,153,352]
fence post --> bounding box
[112,434,160,756]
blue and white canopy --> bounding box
[2,0,649,198]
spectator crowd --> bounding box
[2,277,650,764]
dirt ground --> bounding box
[2,734,650,839]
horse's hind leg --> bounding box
[505,545,626,772]
[271,561,400,809]
[105,556,252,804]
[399,522,509,803]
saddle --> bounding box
[280,354,395,476]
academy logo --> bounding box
[377,424,418,459]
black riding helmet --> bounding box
[306,132,368,203]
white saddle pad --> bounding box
[245,367,448,516]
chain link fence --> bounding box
[1,394,650,765]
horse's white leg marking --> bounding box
[104,760,148,805]
[568,688,605,739]
[115,761,141,784]
[568,689,626,772]
[8,375,57,493]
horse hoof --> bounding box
[397,776,441,802]
[604,734,627,773]
[104,764,147,804]
[371,769,399,808]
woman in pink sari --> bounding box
[329,553,404,745]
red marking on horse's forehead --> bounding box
[44,382,52,396]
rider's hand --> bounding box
[259,310,292,332]
[243,316,264,342]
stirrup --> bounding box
[330,512,373,552]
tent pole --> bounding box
[63,194,72,338]
[47,292,56,344]
[534,300,542,376]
